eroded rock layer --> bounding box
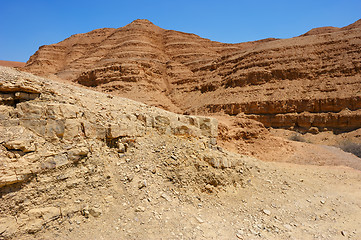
[22,19,361,131]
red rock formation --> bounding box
[22,19,361,132]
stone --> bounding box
[45,119,65,139]
[25,219,44,233]
[209,138,217,146]
[283,224,292,231]
[236,233,243,239]
[82,121,107,140]
[107,122,136,139]
[203,154,232,168]
[0,216,18,238]
[262,209,271,216]
[198,117,218,137]
[138,180,147,189]
[41,154,69,169]
[28,207,61,222]
[135,206,145,212]
[153,115,171,134]
[172,125,193,136]
[89,207,102,217]
[308,126,319,134]
[117,142,126,153]
[63,119,82,140]
[67,147,89,162]
[3,139,36,152]
[161,193,172,201]
[195,216,204,223]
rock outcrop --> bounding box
[21,19,361,132]
[0,66,254,239]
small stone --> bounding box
[138,180,147,189]
[195,216,204,223]
[135,165,140,172]
[320,200,326,204]
[135,206,145,212]
[89,207,102,217]
[117,142,126,153]
[150,167,157,174]
[283,224,292,231]
[250,229,259,235]
[236,233,243,239]
[170,155,177,160]
[341,230,347,236]
[161,193,171,201]
[105,195,114,203]
[262,209,271,216]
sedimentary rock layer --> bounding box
[22,19,361,131]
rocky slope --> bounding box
[21,19,361,132]
[1,67,361,240]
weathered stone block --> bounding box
[17,102,44,119]
[67,147,89,162]
[107,122,136,138]
[153,115,171,134]
[28,207,61,222]
[63,119,82,140]
[82,121,107,140]
[3,139,36,152]
[198,117,218,137]
[45,119,65,139]
[21,119,47,136]
[172,125,192,136]
[41,154,69,169]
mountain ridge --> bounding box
[21,19,361,132]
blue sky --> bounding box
[1,0,360,62]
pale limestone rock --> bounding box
[107,122,136,138]
[3,139,36,152]
[41,154,69,169]
[0,216,18,238]
[67,147,89,162]
[28,207,61,222]
[82,121,106,140]
[63,119,82,140]
[198,117,218,137]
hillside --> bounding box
[1,66,361,240]
[0,60,26,68]
[21,19,361,132]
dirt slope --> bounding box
[21,19,361,132]
[0,60,25,68]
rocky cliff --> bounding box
[22,19,361,132]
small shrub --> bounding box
[337,140,361,158]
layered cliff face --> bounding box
[22,19,361,132]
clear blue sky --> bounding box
[1,0,360,62]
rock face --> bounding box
[21,19,361,132]
[1,66,253,238]
[0,66,220,189]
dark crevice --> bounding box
[0,91,40,107]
